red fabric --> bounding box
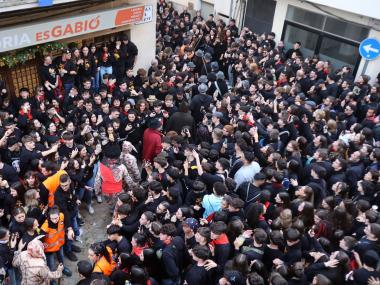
[211,233,229,246]
[99,163,122,195]
[349,257,359,271]
[132,244,148,256]
[19,109,33,120]
[142,128,162,162]
[206,212,215,223]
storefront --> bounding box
[0,0,156,96]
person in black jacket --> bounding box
[190,84,212,124]
[185,245,216,285]
[159,223,182,285]
[0,227,17,283]
[236,172,265,208]
[210,221,231,279]
[54,174,81,261]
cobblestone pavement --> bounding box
[60,202,110,285]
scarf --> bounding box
[132,244,148,256]
[27,238,45,259]
[122,141,137,154]
[19,109,33,120]
[211,233,229,246]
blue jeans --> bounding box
[227,64,234,87]
[46,247,64,271]
[77,187,93,206]
[99,66,113,84]
[92,70,100,93]
[8,267,21,285]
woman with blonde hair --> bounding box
[24,189,46,225]
[279,208,293,230]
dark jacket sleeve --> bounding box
[54,192,72,228]
[162,245,180,279]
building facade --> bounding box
[172,0,380,82]
[0,0,156,95]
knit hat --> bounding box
[184,218,199,231]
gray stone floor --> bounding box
[60,202,109,285]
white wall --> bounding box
[214,0,231,16]
[304,0,380,20]
[356,29,380,81]
[129,0,156,72]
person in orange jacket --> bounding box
[88,242,117,277]
[40,206,74,280]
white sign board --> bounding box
[0,4,153,53]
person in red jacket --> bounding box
[142,119,163,163]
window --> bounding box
[286,6,324,29]
[282,6,368,74]
[283,25,319,58]
[318,37,359,70]
[286,5,369,43]
[324,18,368,42]
[11,60,39,95]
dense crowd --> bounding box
[0,0,380,284]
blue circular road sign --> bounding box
[359,38,380,60]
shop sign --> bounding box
[0,4,153,53]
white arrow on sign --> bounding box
[363,44,379,54]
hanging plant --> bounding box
[0,42,67,68]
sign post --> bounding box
[359,38,380,75]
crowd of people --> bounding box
[0,0,380,284]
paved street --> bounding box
[61,202,109,285]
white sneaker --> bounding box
[96,195,103,203]
[87,205,94,215]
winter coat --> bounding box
[190,94,212,123]
[12,250,62,285]
[142,128,162,162]
[166,111,194,134]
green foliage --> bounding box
[0,42,67,68]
